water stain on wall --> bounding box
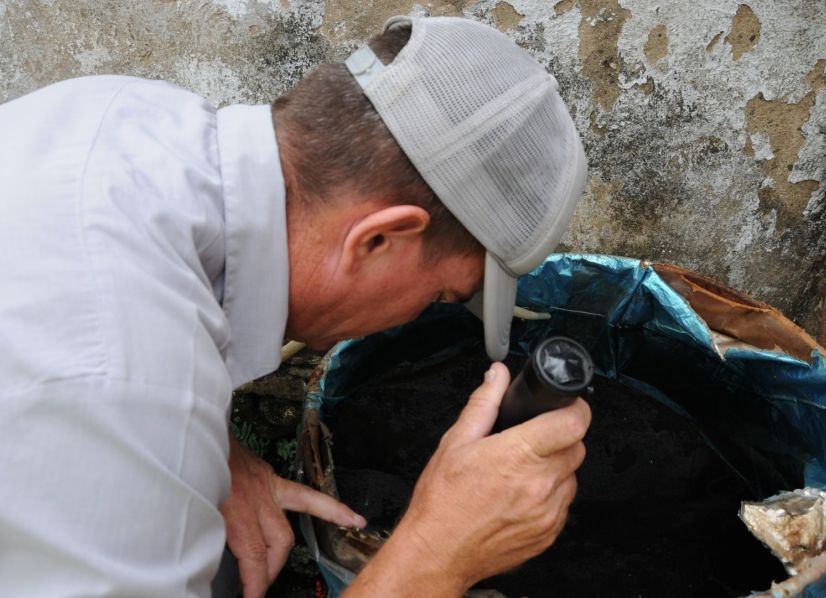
[0,0,334,105]
[566,174,624,247]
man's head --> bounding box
[273,25,481,264]
[275,17,586,358]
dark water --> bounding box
[327,348,788,598]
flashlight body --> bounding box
[493,336,593,432]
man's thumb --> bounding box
[443,362,510,447]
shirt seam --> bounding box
[213,111,229,309]
[205,109,227,310]
[75,79,149,382]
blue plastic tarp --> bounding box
[304,254,826,597]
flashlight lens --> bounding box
[534,338,592,391]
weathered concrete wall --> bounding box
[2,0,824,340]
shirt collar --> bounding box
[216,104,289,388]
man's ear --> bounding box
[341,205,430,273]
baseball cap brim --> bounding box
[462,253,517,361]
[482,252,517,361]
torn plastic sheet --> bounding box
[741,488,826,576]
[299,254,826,597]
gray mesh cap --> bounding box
[346,15,588,361]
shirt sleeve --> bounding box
[0,76,234,597]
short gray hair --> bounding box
[271,26,482,262]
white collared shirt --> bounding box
[0,76,289,596]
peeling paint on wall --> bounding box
[491,1,523,31]
[725,3,760,61]
[578,0,630,113]
[321,0,467,44]
[745,60,826,225]
[644,24,668,66]
[554,0,575,16]
[1,0,825,337]
[706,31,724,52]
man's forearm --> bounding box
[342,518,467,598]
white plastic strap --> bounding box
[463,295,551,321]
[345,45,385,89]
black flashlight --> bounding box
[493,336,594,432]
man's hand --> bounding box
[220,434,366,598]
[343,362,590,597]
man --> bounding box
[0,15,590,598]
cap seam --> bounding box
[414,72,555,172]
[505,121,586,272]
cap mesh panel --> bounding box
[364,17,585,274]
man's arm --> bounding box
[220,434,367,598]
[343,362,590,596]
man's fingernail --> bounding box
[485,368,496,383]
[353,515,367,529]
